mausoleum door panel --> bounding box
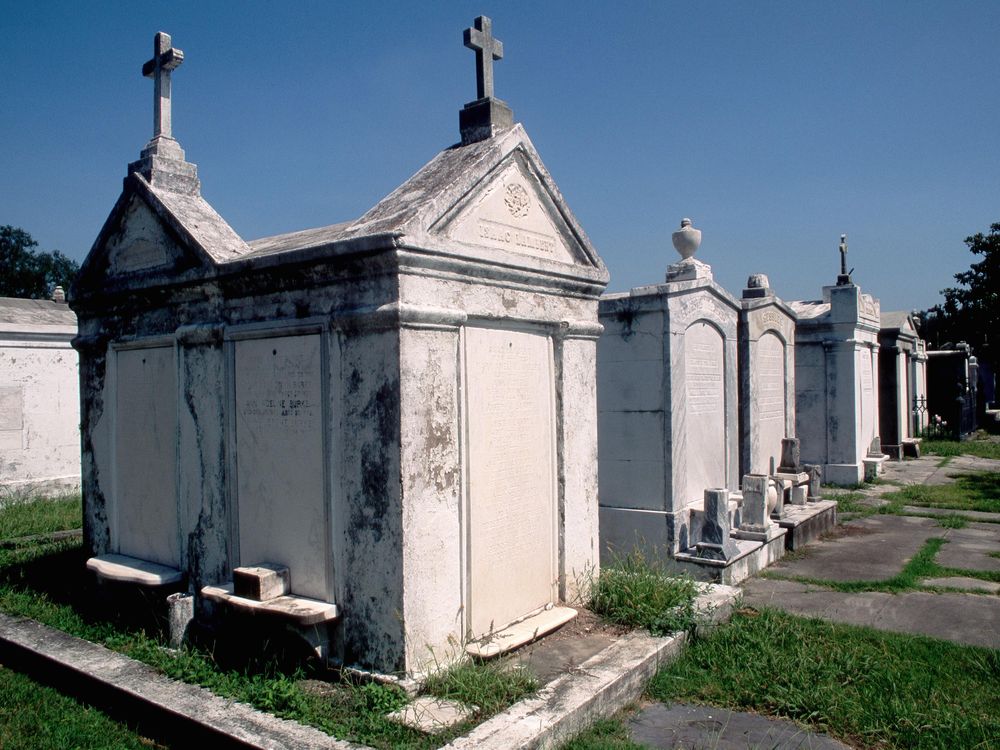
[114,346,180,567]
[233,333,330,602]
[753,332,787,474]
[683,321,726,503]
[859,348,876,450]
[464,327,557,636]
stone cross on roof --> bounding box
[458,17,513,145]
[837,233,853,285]
[142,32,184,141]
[464,16,504,100]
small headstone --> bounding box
[804,464,822,501]
[696,489,741,561]
[777,437,801,473]
[738,474,770,539]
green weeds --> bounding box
[586,551,700,636]
[883,472,1000,513]
[0,667,165,749]
[922,438,1000,461]
[937,514,968,529]
[423,659,537,716]
[647,608,1000,750]
[0,494,81,540]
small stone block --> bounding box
[789,484,808,505]
[387,696,478,734]
[86,554,184,587]
[233,564,290,601]
[465,606,577,658]
[665,257,712,282]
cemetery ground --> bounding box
[564,437,1000,750]
[0,438,997,750]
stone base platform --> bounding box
[674,529,787,585]
[776,500,838,550]
[466,606,577,659]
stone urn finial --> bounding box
[671,218,702,260]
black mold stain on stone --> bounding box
[615,306,638,341]
[349,380,401,546]
[347,368,362,395]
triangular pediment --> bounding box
[104,194,187,276]
[428,147,597,269]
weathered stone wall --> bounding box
[0,336,80,495]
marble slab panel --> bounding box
[115,346,179,567]
[753,331,787,474]
[234,333,329,602]
[465,327,556,636]
[683,322,726,503]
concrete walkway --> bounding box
[742,456,1000,648]
[626,454,999,749]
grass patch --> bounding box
[937,514,968,529]
[423,659,537,716]
[827,491,867,514]
[0,666,164,749]
[883,472,1000,513]
[767,537,945,593]
[648,608,1000,750]
[558,715,645,750]
[770,536,1000,591]
[0,539,473,749]
[922,438,1000,460]
[587,551,700,636]
[0,494,81,540]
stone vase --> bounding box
[671,218,701,260]
[766,479,779,517]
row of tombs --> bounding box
[70,25,928,678]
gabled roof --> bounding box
[77,122,607,303]
[0,297,76,326]
[244,124,607,281]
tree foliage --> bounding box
[0,225,80,299]
[920,221,999,370]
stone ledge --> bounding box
[0,612,362,749]
[443,584,739,750]
[201,583,339,626]
[777,500,838,550]
[465,606,577,658]
[86,554,184,587]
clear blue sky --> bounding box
[3,1,998,312]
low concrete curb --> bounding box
[0,612,362,750]
[0,584,739,750]
[443,584,740,750]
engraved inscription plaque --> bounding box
[234,334,329,601]
[465,327,556,635]
[859,347,875,449]
[115,346,180,567]
[684,322,726,503]
[754,332,786,473]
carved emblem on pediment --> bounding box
[504,182,530,217]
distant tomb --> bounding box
[879,311,928,458]
[597,220,785,584]
[789,235,886,485]
[71,23,607,676]
[737,275,836,548]
[0,291,80,496]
